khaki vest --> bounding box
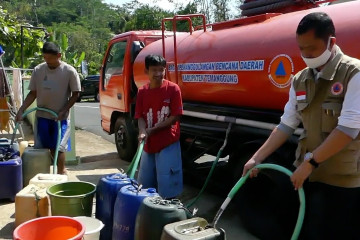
[293,48,360,188]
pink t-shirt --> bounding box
[135,80,183,153]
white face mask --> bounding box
[301,37,334,69]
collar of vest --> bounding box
[303,45,344,82]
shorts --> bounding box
[137,141,183,199]
[35,117,71,152]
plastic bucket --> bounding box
[47,181,96,217]
[74,216,104,240]
[13,216,85,240]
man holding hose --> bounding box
[135,54,183,199]
[16,42,81,175]
[242,12,360,239]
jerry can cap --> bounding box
[147,188,156,193]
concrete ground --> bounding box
[0,129,258,240]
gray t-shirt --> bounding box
[29,61,81,119]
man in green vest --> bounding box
[242,12,360,239]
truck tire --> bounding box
[240,0,286,10]
[241,0,295,16]
[114,116,137,162]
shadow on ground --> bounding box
[0,222,14,239]
[80,152,119,164]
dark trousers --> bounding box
[300,182,360,240]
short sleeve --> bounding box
[338,72,360,129]
[69,67,81,92]
[170,84,183,116]
[28,67,38,91]
[134,89,143,119]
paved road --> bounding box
[74,101,114,143]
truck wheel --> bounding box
[114,117,137,162]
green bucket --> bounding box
[47,181,96,217]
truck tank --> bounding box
[133,1,360,113]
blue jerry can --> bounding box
[96,172,132,240]
[112,184,159,240]
[0,154,23,201]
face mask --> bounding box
[301,37,334,69]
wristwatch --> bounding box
[304,152,319,168]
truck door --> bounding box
[100,40,128,131]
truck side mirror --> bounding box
[131,41,145,63]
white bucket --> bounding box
[74,216,104,240]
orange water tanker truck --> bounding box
[99,1,360,238]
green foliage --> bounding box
[0,6,46,68]
[49,32,86,70]
[124,5,173,31]
[176,2,203,32]
[213,0,230,22]
[2,0,241,73]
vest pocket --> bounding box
[330,151,359,175]
[347,140,360,151]
[296,102,308,112]
[321,102,342,133]
[342,140,360,167]
[295,134,307,164]
[324,142,360,175]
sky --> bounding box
[103,0,239,17]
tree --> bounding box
[46,31,87,75]
[125,5,172,31]
[0,6,46,68]
[176,2,204,32]
[213,0,230,22]
[194,0,213,22]
[3,0,244,73]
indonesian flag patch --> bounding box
[296,91,306,101]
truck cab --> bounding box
[99,31,170,161]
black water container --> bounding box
[135,197,188,240]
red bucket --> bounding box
[13,216,85,240]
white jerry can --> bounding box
[161,217,225,240]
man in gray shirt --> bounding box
[16,42,81,174]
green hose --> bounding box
[12,107,61,174]
[126,140,145,179]
[211,163,305,240]
[186,122,232,208]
